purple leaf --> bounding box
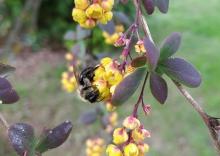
[142,0,155,15]
[0,88,19,104]
[160,58,202,88]
[0,77,12,90]
[160,32,182,60]
[0,63,16,77]
[79,110,97,125]
[99,20,115,35]
[8,123,35,156]
[150,73,168,104]
[35,121,73,153]
[113,11,131,26]
[155,0,169,13]
[76,25,91,40]
[112,67,146,106]
[131,56,147,68]
[143,37,160,71]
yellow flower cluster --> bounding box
[72,0,114,29]
[103,25,124,45]
[106,116,150,156]
[61,53,78,93]
[105,112,118,133]
[135,40,146,54]
[92,57,123,101]
[86,137,105,156]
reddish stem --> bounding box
[132,72,149,118]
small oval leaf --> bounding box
[143,37,160,71]
[160,58,202,88]
[160,32,182,60]
[99,20,115,35]
[8,123,35,156]
[0,88,19,104]
[112,66,147,106]
[155,0,169,13]
[142,0,155,15]
[131,56,147,68]
[150,73,168,104]
[79,110,97,125]
[35,121,73,153]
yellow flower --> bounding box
[74,0,90,10]
[106,101,116,112]
[115,25,124,33]
[65,53,74,61]
[81,18,96,29]
[109,112,118,126]
[131,128,145,142]
[124,143,139,156]
[72,8,87,23]
[135,40,146,54]
[86,4,103,19]
[93,66,106,80]
[61,73,77,93]
[99,11,113,24]
[86,138,105,156]
[123,116,141,130]
[113,128,128,145]
[93,79,110,100]
[106,144,123,156]
[101,0,114,11]
[138,143,149,154]
[101,57,113,67]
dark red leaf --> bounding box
[155,0,169,13]
[160,32,182,60]
[150,72,168,104]
[0,88,19,104]
[143,37,160,71]
[8,123,35,156]
[0,77,12,90]
[142,0,155,15]
[131,56,147,68]
[35,121,73,153]
[160,58,202,88]
[112,66,147,106]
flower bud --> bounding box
[106,144,123,156]
[124,143,139,156]
[72,8,87,23]
[74,0,89,10]
[86,4,103,19]
[123,116,140,130]
[113,128,128,145]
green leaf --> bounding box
[160,32,181,60]
[160,58,202,88]
[111,66,147,106]
[8,123,36,156]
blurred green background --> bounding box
[0,0,220,155]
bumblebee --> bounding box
[78,66,101,103]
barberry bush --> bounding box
[1,0,220,156]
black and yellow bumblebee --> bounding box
[78,66,101,103]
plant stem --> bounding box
[133,72,149,118]
[174,81,220,153]
[0,113,9,129]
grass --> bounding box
[1,0,220,155]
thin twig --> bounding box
[0,113,9,129]
[174,81,220,153]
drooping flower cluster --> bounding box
[104,112,118,133]
[92,57,134,101]
[106,116,150,156]
[72,0,114,29]
[61,53,78,93]
[103,25,124,45]
[86,137,105,156]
